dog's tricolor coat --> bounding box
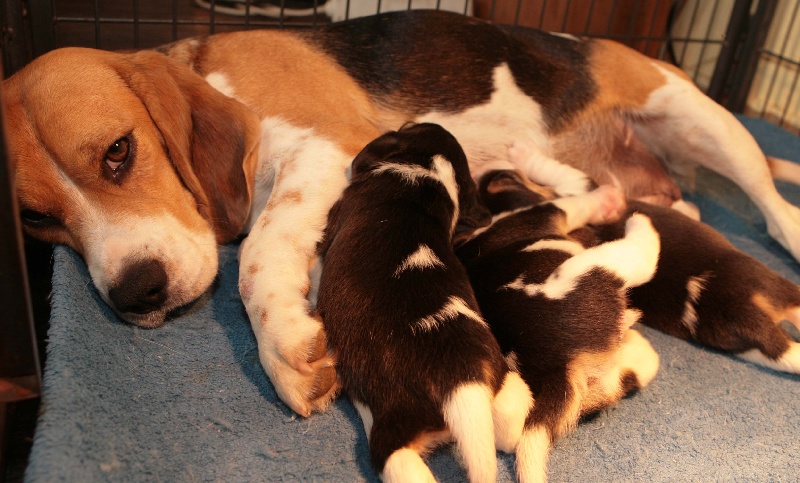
[316,123,527,482]
[6,10,800,415]
[457,168,661,482]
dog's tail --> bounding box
[768,156,800,185]
[443,382,497,483]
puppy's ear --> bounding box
[351,131,403,175]
[116,50,260,243]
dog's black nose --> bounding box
[109,259,168,315]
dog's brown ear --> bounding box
[116,50,260,243]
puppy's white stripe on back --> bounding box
[431,154,459,214]
[372,162,433,185]
[394,244,445,277]
[522,239,584,256]
[413,296,487,334]
[681,272,710,336]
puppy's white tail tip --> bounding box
[444,382,497,483]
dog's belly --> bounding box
[414,63,551,180]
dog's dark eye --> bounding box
[105,137,131,172]
[20,209,61,228]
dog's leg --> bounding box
[728,303,800,374]
[492,370,532,453]
[633,64,800,261]
[583,329,660,413]
[371,412,438,483]
[515,374,583,483]
[515,425,550,483]
[508,140,595,197]
[444,383,498,483]
[547,185,627,231]
[381,448,437,483]
[238,122,353,417]
[736,342,800,374]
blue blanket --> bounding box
[25,116,800,482]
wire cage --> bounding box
[2,0,798,132]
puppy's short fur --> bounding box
[316,123,528,482]
[457,170,661,482]
[508,140,800,375]
[596,201,800,373]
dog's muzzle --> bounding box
[108,259,169,316]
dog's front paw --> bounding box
[589,185,627,224]
[258,316,340,417]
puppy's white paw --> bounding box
[618,329,660,388]
[258,315,339,417]
[588,185,627,224]
[507,140,536,166]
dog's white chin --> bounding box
[114,281,216,328]
[121,310,169,329]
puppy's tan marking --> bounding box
[751,292,785,323]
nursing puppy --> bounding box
[457,168,661,483]
[315,123,528,482]
[510,140,800,375]
[596,201,800,374]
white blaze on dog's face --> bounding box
[5,48,259,327]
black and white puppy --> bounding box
[457,168,661,483]
[315,123,529,483]
[596,201,800,373]
[509,138,800,375]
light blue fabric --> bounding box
[26,117,800,482]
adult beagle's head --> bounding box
[4,47,260,327]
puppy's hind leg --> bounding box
[382,449,437,483]
[733,310,800,374]
[699,286,800,375]
[444,383,498,483]
[492,370,533,453]
[736,342,800,374]
[582,329,660,415]
[515,374,583,483]
[371,412,438,483]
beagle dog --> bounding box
[457,167,661,483]
[6,10,800,416]
[508,140,800,376]
[316,123,527,482]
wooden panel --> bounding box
[475,0,676,58]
